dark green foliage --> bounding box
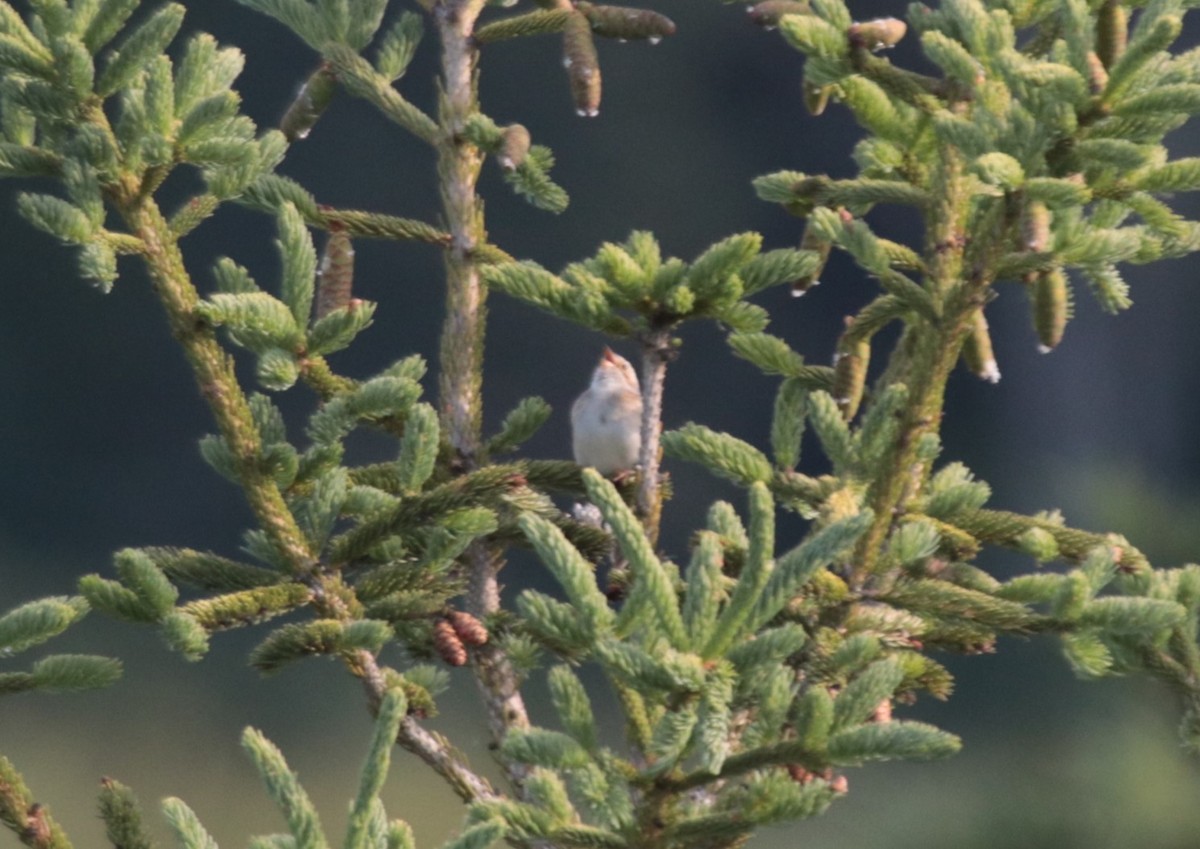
[481,229,825,340]
[0,597,87,655]
[197,292,304,354]
[0,654,123,694]
[98,778,153,849]
[78,576,158,624]
[242,726,329,849]
[161,797,219,849]
[142,547,280,591]
[307,375,422,445]
[395,403,439,494]
[583,470,685,647]
[249,619,392,674]
[308,301,377,356]
[17,193,93,244]
[182,584,312,631]
[96,3,184,97]
[661,423,773,486]
[488,397,552,455]
[375,12,423,79]
[113,548,178,618]
[0,753,72,847]
[277,202,316,326]
[519,514,613,637]
[162,612,211,661]
[0,143,61,178]
[826,721,961,765]
[345,689,406,849]
[831,658,904,731]
[0,592,121,702]
[323,42,438,144]
[501,729,591,769]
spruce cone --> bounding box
[447,610,489,647]
[433,619,467,666]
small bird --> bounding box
[571,347,643,476]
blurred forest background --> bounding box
[4,0,1200,846]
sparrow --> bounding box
[571,347,643,476]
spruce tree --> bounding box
[3,0,1200,847]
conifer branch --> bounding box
[99,231,146,255]
[12,0,1200,843]
[313,207,452,245]
[0,757,72,849]
[668,740,822,792]
[323,43,439,145]
[354,651,502,805]
[299,355,357,400]
[116,195,317,575]
[949,508,1150,573]
[473,9,572,45]
[636,329,671,543]
[436,0,488,471]
[239,176,452,244]
[433,0,532,781]
[853,148,981,580]
[398,716,501,804]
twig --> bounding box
[116,196,317,576]
[852,150,975,580]
[355,650,501,804]
[636,329,672,545]
[433,0,533,778]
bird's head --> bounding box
[591,347,640,393]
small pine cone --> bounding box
[786,763,813,783]
[962,307,1001,384]
[447,610,489,647]
[848,18,906,51]
[433,619,467,666]
[1033,267,1068,353]
[794,216,831,293]
[280,63,338,142]
[498,124,531,171]
[832,317,869,421]
[563,11,601,116]
[1022,200,1051,252]
[802,81,831,117]
[581,4,676,41]
[748,1,812,29]
[1096,0,1127,70]
[315,225,355,320]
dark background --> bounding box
[4,1,1200,846]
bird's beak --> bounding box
[602,346,618,365]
